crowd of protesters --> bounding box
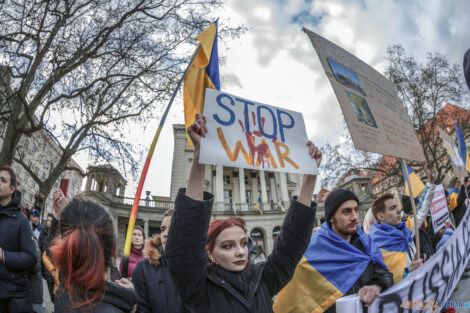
[0,49,469,313]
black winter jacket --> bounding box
[166,188,316,313]
[132,235,189,313]
[324,232,394,313]
[455,185,470,226]
[0,190,37,298]
[54,281,136,313]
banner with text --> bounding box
[200,89,319,174]
[430,184,451,234]
[369,205,470,313]
[304,28,425,162]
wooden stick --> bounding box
[402,159,421,259]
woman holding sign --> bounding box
[166,113,321,313]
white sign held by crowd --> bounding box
[199,89,319,175]
[304,28,425,162]
[430,184,451,234]
[369,205,470,313]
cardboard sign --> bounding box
[430,184,451,234]
[369,205,470,313]
[304,28,425,162]
[200,89,319,175]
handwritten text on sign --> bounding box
[430,184,451,234]
[200,89,319,175]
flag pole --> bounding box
[121,45,201,278]
[401,159,421,260]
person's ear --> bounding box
[329,217,335,225]
[377,212,384,223]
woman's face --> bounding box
[210,226,248,272]
[132,229,144,248]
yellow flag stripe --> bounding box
[381,249,406,284]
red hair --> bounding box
[206,218,247,258]
[50,227,106,309]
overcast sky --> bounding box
[78,0,470,198]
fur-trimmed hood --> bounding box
[143,234,163,266]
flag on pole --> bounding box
[455,121,470,172]
[256,199,263,215]
[184,20,220,147]
[232,202,237,215]
[277,197,286,212]
[401,163,425,198]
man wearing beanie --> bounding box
[370,167,436,284]
[274,189,393,313]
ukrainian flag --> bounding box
[455,121,470,172]
[369,222,412,284]
[256,199,263,215]
[448,187,459,211]
[401,163,425,198]
[274,223,386,313]
[184,20,220,147]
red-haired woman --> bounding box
[50,198,136,312]
[166,114,322,313]
[119,225,145,280]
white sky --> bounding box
[76,0,470,198]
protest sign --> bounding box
[304,28,425,162]
[369,205,470,313]
[199,89,319,175]
[430,184,451,234]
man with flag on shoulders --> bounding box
[274,189,393,313]
[369,165,436,284]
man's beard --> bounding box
[336,224,357,237]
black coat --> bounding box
[54,281,136,313]
[455,185,470,226]
[0,190,37,298]
[166,189,316,313]
[324,232,394,313]
[132,248,189,313]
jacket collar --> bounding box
[143,234,163,266]
[0,190,22,217]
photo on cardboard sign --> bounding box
[327,58,366,96]
[346,90,378,128]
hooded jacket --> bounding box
[0,190,37,298]
[132,235,189,313]
[54,281,136,313]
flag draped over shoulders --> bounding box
[369,222,412,284]
[448,187,459,211]
[184,20,220,146]
[274,223,385,313]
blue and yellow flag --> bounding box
[184,20,220,146]
[274,223,386,313]
[369,222,412,284]
[401,163,425,198]
[256,199,263,215]
[455,121,470,172]
[448,187,459,211]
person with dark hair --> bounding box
[276,188,393,313]
[0,165,37,313]
[453,176,470,226]
[30,209,42,241]
[39,213,55,303]
[166,114,320,313]
[370,167,436,283]
[120,225,145,280]
[132,208,190,313]
[50,198,136,312]
[447,177,460,213]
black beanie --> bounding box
[464,48,470,91]
[324,189,359,223]
[401,195,419,215]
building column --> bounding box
[239,168,246,203]
[269,174,278,202]
[279,172,289,202]
[215,165,224,210]
[143,218,149,239]
[233,175,241,206]
[259,170,268,204]
[251,173,258,204]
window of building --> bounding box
[41,172,46,180]
[224,190,232,204]
[257,191,261,202]
[272,226,281,241]
[288,191,293,199]
[223,175,231,185]
[34,167,39,176]
[245,175,249,185]
[29,193,34,201]
[38,154,43,162]
[245,190,252,203]
[24,139,29,148]
[31,147,36,156]
[27,160,32,167]
[360,184,368,196]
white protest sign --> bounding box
[200,89,319,175]
[369,205,470,313]
[430,184,451,234]
[304,28,425,162]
